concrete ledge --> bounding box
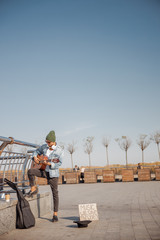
[0,191,51,235]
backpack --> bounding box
[4,178,35,229]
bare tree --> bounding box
[67,141,76,171]
[150,131,160,160]
[137,134,150,164]
[102,136,111,166]
[115,136,132,168]
[84,136,94,167]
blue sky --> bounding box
[0,0,160,168]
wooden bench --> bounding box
[65,172,80,184]
[122,169,134,182]
[102,170,115,182]
[155,168,160,180]
[84,172,97,183]
[138,169,151,181]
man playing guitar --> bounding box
[27,130,64,222]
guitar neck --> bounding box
[36,155,59,163]
[39,159,50,163]
[38,158,59,163]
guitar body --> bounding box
[31,155,59,170]
[37,155,48,170]
[39,164,47,171]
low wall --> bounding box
[0,191,51,235]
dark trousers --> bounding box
[28,168,59,212]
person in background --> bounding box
[80,166,85,182]
[27,130,64,222]
[73,165,80,172]
[137,163,142,170]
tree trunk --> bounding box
[142,150,144,165]
[89,154,91,168]
[106,146,109,166]
[125,150,128,168]
[157,143,160,160]
[71,154,73,171]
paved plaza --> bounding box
[1,181,160,240]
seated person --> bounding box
[73,165,80,171]
[137,163,142,169]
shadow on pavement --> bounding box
[66,225,78,228]
[61,216,79,221]
[39,216,52,222]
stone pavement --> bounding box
[1,181,160,240]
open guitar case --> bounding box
[4,178,35,229]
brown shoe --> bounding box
[25,187,38,197]
[51,215,58,222]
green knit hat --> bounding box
[46,130,56,142]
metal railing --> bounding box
[0,136,40,194]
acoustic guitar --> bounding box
[32,155,59,170]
